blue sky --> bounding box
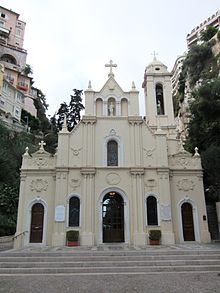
[1,0,220,116]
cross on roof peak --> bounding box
[151,51,158,61]
[105,60,117,77]
[39,140,46,150]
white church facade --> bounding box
[14,58,211,249]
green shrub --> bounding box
[66,230,79,241]
[149,230,161,240]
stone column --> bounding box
[131,168,146,246]
[52,170,68,246]
[14,174,26,249]
[116,101,121,116]
[80,168,96,246]
[157,169,175,244]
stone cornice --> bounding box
[81,116,97,124]
[130,168,145,175]
[80,168,96,175]
[128,116,143,125]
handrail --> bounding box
[13,231,28,240]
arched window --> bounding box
[107,140,118,166]
[0,54,17,65]
[69,196,80,227]
[155,83,165,115]
[147,196,158,225]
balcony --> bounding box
[0,26,10,37]
[17,81,28,91]
[6,76,14,85]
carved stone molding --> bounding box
[33,157,48,167]
[71,147,82,157]
[106,173,121,185]
[143,147,155,157]
[177,179,195,191]
[145,178,157,190]
[69,178,81,190]
[30,179,48,192]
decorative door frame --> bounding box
[98,187,130,245]
[177,197,200,242]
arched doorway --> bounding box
[181,202,195,241]
[30,203,44,243]
[102,192,124,243]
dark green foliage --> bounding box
[0,185,18,236]
[57,102,69,130]
[22,64,33,76]
[202,145,220,202]
[32,87,50,133]
[21,109,40,132]
[201,25,218,42]
[56,89,84,132]
[0,122,38,235]
[180,29,220,203]
[187,78,220,152]
[66,230,79,241]
[184,44,216,86]
[68,89,84,131]
[149,230,161,240]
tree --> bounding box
[56,89,84,131]
[68,89,84,131]
[22,64,33,76]
[201,25,218,42]
[33,87,51,133]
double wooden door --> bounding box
[102,192,124,243]
[30,203,44,243]
[181,202,195,241]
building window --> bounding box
[69,196,80,227]
[1,13,5,18]
[156,83,165,115]
[147,196,158,225]
[107,140,118,166]
[0,97,5,107]
[16,28,21,36]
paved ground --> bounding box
[0,272,220,293]
[0,243,220,293]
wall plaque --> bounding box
[55,205,65,222]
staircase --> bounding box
[0,246,220,275]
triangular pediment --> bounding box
[99,76,124,97]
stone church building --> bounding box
[14,58,210,248]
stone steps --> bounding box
[1,248,220,275]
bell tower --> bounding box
[142,57,175,129]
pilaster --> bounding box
[130,168,146,246]
[80,168,96,246]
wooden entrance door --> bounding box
[181,202,195,241]
[102,192,124,243]
[30,203,44,243]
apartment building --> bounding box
[187,10,220,48]
[0,6,36,123]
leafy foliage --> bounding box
[201,25,218,42]
[178,26,220,202]
[0,122,38,235]
[56,89,84,131]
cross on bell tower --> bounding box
[151,51,158,61]
[105,60,117,77]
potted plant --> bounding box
[149,229,161,245]
[66,230,79,246]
